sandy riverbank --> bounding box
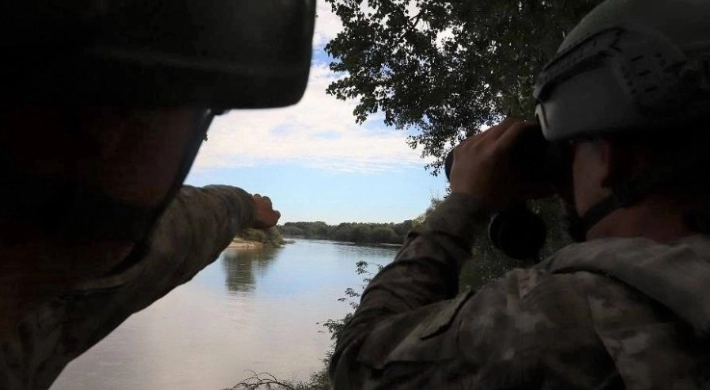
[227,239,264,249]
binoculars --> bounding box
[444,126,567,260]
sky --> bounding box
[185,3,449,224]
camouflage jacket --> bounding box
[0,185,255,390]
[330,193,710,389]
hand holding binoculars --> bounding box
[444,124,565,260]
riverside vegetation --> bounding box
[233,227,287,248]
[278,221,415,245]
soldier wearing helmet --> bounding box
[330,0,710,388]
[0,1,315,389]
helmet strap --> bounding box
[573,182,640,239]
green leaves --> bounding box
[325,0,603,174]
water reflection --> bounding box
[330,242,400,258]
[221,247,280,293]
[50,240,397,390]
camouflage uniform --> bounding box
[330,193,710,389]
[0,185,255,390]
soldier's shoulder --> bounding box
[477,258,669,335]
[466,265,634,330]
[487,265,616,302]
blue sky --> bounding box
[186,164,447,224]
[185,4,449,224]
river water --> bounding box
[50,239,396,390]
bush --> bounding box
[370,227,398,244]
[240,229,267,243]
[237,228,285,247]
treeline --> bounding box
[277,220,416,245]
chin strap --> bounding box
[575,181,645,235]
[572,142,710,240]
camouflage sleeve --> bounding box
[329,192,490,385]
[68,185,255,353]
[351,192,489,314]
[100,184,256,313]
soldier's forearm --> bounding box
[38,184,257,378]
[103,185,256,316]
[330,193,489,384]
[355,193,489,320]
[146,185,256,284]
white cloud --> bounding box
[192,63,429,173]
[313,1,344,47]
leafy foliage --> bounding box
[413,195,444,224]
[320,260,381,339]
[325,0,603,173]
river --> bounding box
[49,239,396,390]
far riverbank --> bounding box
[228,238,264,249]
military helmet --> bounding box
[534,0,710,141]
[0,1,316,108]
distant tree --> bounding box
[309,221,331,238]
[370,226,398,244]
[239,228,267,243]
[236,228,284,247]
[277,219,434,245]
[332,223,354,242]
[392,220,414,237]
[414,195,445,224]
[279,224,306,237]
[265,227,286,247]
[351,225,372,243]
